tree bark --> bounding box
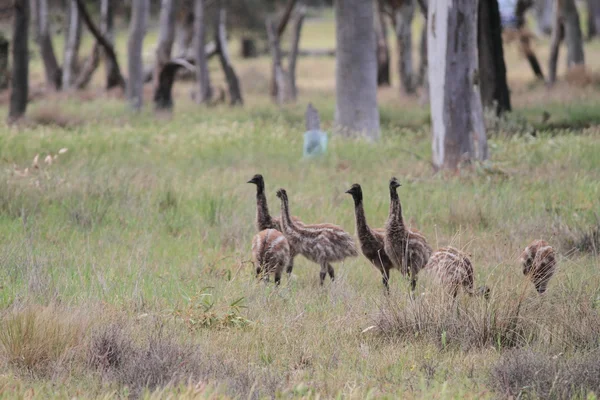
[34,0,61,90]
[266,18,290,104]
[587,0,597,38]
[127,0,149,111]
[563,0,584,67]
[428,0,487,170]
[287,7,305,100]
[394,0,415,94]
[0,33,8,91]
[374,0,391,86]
[75,0,125,89]
[534,0,553,35]
[215,4,243,105]
[335,0,380,140]
[418,17,427,86]
[9,0,29,122]
[547,0,562,84]
[62,0,82,90]
[154,59,194,110]
[154,0,177,98]
[176,8,194,58]
[74,43,100,89]
[194,0,212,103]
[478,0,511,115]
[100,0,120,89]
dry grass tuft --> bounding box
[491,348,600,399]
[29,105,83,129]
[0,305,86,376]
[554,217,600,256]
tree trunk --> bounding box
[287,7,306,100]
[266,18,290,104]
[194,0,212,103]
[0,33,9,91]
[101,0,120,89]
[74,43,100,89]
[127,0,149,111]
[215,4,243,105]
[154,59,194,110]
[34,0,61,90]
[547,0,563,84]
[374,0,391,86]
[335,0,380,139]
[418,18,427,86]
[62,0,81,90]
[176,9,194,57]
[428,0,487,170]
[478,0,511,115]
[534,0,553,35]
[563,0,584,67]
[394,0,415,94]
[75,0,125,89]
[154,0,177,98]
[9,0,29,122]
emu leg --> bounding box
[286,256,295,276]
[319,263,327,286]
[381,268,390,294]
[274,271,282,286]
[327,263,335,282]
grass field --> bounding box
[0,7,600,399]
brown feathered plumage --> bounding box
[520,239,557,294]
[252,229,290,285]
[248,174,301,275]
[276,188,358,285]
[345,184,394,290]
[383,177,432,291]
[426,247,489,299]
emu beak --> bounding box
[344,189,351,194]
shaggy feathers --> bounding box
[520,240,557,294]
[252,229,291,285]
[426,247,489,299]
[383,177,432,291]
[276,188,358,285]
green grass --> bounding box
[0,7,600,400]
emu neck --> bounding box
[389,188,405,225]
[279,196,298,235]
[256,187,273,228]
[353,197,370,236]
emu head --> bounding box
[389,177,401,190]
[345,184,363,203]
[247,174,265,192]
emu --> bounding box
[252,229,290,285]
[276,188,358,285]
[247,174,301,275]
[345,183,394,291]
[520,239,556,294]
[426,247,490,299]
[383,177,432,292]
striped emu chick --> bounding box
[252,229,290,285]
[247,174,301,275]
[276,188,358,285]
[520,239,557,294]
[384,177,432,292]
[426,247,490,299]
[345,184,394,290]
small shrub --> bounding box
[554,217,600,256]
[173,293,252,331]
[88,323,133,371]
[491,348,600,399]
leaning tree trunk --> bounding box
[127,0,149,111]
[194,0,212,103]
[101,0,121,89]
[0,33,8,91]
[374,0,391,86]
[478,0,511,115]
[34,0,61,90]
[335,0,380,139]
[154,0,177,98]
[287,7,306,101]
[428,0,487,170]
[563,0,585,67]
[62,0,82,90]
[9,0,29,122]
[215,4,243,105]
[394,0,415,94]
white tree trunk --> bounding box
[62,0,81,90]
[34,0,61,90]
[335,0,380,140]
[127,0,149,111]
[563,0,585,67]
[535,0,554,35]
[154,0,176,93]
[194,0,212,103]
[428,0,487,170]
